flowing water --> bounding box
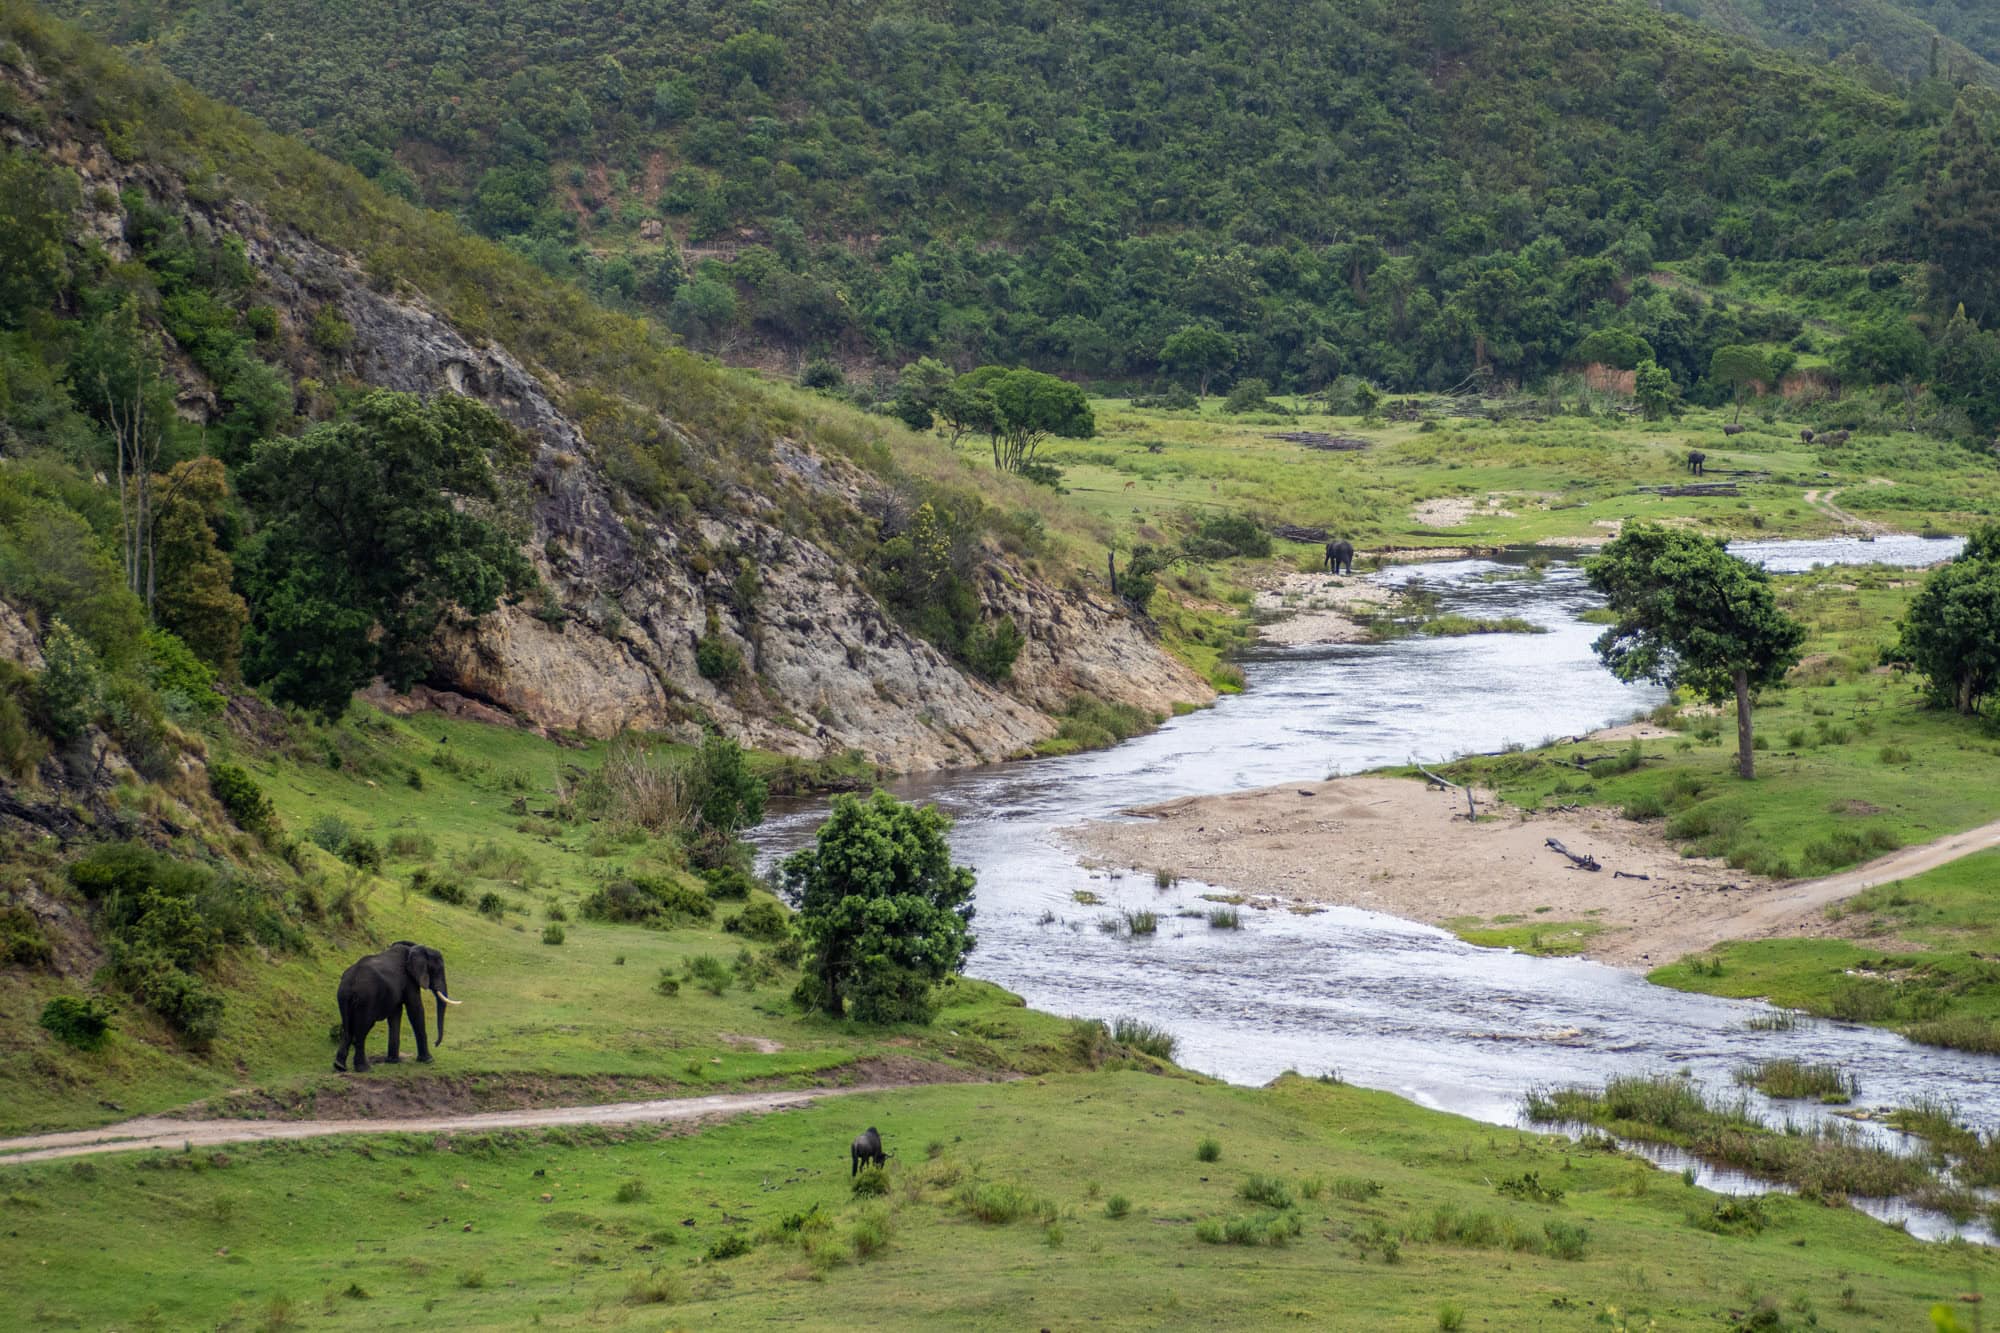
[749,535,1986,1236]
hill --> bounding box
[0,3,1206,780]
[45,0,1968,394]
[1679,0,2000,87]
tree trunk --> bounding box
[1961,674,1977,715]
[1733,668,1755,780]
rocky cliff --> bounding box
[14,83,1209,771]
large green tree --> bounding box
[780,791,976,1023]
[1588,525,1806,779]
[1897,525,2000,715]
[239,391,532,718]
[1158,325,1235,397]
[956,366,1095,473]
[1707,344,1769,422]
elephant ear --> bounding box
[403,944,427,992]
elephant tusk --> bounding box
[436,992,461,1005]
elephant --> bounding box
[851,1126,886,1176]
[333,941,457,1073]
[1722,423,1746,436]
[1323,539,1354,575]
[1686,450,1706,476]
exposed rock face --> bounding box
[16,113,1211,770]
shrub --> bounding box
[655,972,681,997]
[1111,1016,1178,1060]
[1207,906,1241,929]
[701,864,758,900]
[963,616,1025,681]
[623,1273,683,1306]
[849,1206,890,1259]
[40,994,114,1050]
[545,900,568,922]
[305,813,353,856]
[115,949,224,1043]
[685,953,732,995]
[386,831,435,859]
[1196,1137,1221,1163]
[476,891,506,920]
[338,835,383,871]
[1105,1194,1131,1219]
[613,1180,648,1203]
[724,894,792,942]
[1238,1174,1294,1209]
[208,763,274,833]
[541,923,565,945]
[958,1182,1039,1224]
[852,1165,889,1197]
[704,1232,752,1260]
[695,625,745,684]
[581,873,714,926]
[0,905,53,967]
[411,868,467,906]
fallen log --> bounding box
[1612,870,1651,881]
[1270,523,1330,543]
[1544,838,1601,872]
[1414,760,1477,820]
[1270,431,1370,451]
[1640,483,1740,498]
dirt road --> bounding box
[0,1083,895,1166]
[1802,486,1889,535]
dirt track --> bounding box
[0,1083,895,1165]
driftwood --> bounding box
[1641,483,1740,498]
[1612,870,1651,881]
[1270,523,1330,543]
[1271,431,1370,451]
[1544,838,1602,872]
[1415,761,1477,820]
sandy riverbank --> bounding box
[1249,572,1398,646]
[1063,773,1792,968]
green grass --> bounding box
[1,1073,1980,1330]
[1450,918,1605,957]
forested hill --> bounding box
[1679,0,2000,88]
[47,0,1991,391]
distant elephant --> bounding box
[1686,450,1706,475]
[1799,429,1815,444]
[1324,539,1354,575]
[1722,423,1746,436]
[851,1126,886,1175]
[333,940,457,1073]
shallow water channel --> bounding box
[749,534,1986,1237]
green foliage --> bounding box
[957,366,1095,474]
[1196,1137,1222,1163]
[694,610,745,684]
[781,791,975,1022]
[39,994,114,1050]
[1897,523,2000,713]
[207,762,274,833]
[143,627,219,719]
[0,904,53,967]
[34,618,101,744]
[541,923,565,945]
[1918,103,2000,325]
[1634,360,1678,420]
[685,952,732,995]
[1110,1017,1177,1060]
[580,873,715,927]
[1588,525,1806,777]
[1184,514,1271,561]
[687,732,766,847]
[239,391,532,719]
[724,894,793,943]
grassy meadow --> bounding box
[4,1072,1986,1331]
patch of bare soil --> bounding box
[1585,723,1675,742]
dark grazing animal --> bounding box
[1323,538,1354,575]
[851,1126,886,1176]
[1686,450,1706,475]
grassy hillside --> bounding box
[48,0,1957,392]
[1683,0,2000,87]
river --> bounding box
[749,533,1985,1234]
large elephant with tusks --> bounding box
[334,941,458,1072]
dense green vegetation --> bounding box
[49,0,2000,417]
[1684,0,2000,87]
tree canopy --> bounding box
[780,791,977,1023]
[1897,525,2000,714]
[1588,525,1806,778]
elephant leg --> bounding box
[334,1000,351,1072]
[408,997,432,1063]
[351,1020,374,1071]
[381,1008,403,1063]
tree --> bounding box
[151,458,248,676]
[888,357,958,433]
[0,149,78,323]
[956,366,1094,473]
[780,791,976,1023]
[1159,325,1235,397]
[1588,526,1804,779]
[1933,306,2000,438]
[1634,359,1677,421]
[1918,103,2000,325]
[239,391,532,718]
[1707,344,1768,423]
[686,731,768,866]
[1897,525,2000,715]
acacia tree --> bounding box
[1707,344,1768,422]
[956,366,1094,473]
[1588,525,1805,779]
[1897,525,2000,715]
[781,791,975,1023]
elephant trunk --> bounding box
[433,966,452,1045]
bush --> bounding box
[851,1165,889,1197]
[40,994,114,1050]
[1111,1016,1177,1060]
[339,835,383,871]
[476,891,506,919]
[0,905,53,967]
[412,868,467,906]
[685,953,732,995]
[541,923,565,945]
[387,830,435,859]
[962,616,1025,681]
[725,894,792,942]
[208,763,274,833]
[115,948,224,1043]
[581,873,714,926]
[305,813,353,856]
[1196,1137,1221,1163]
[704,1232,752,1261]
[1238,1174,1294,1209]
[655,972,681,997]
[695,626,745,684]
[701,864,759,900]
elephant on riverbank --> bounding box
[1324,539,1354,575]
[1686,450,1706,475]
[333,941,457,1072]
[852,1126,886,1175]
